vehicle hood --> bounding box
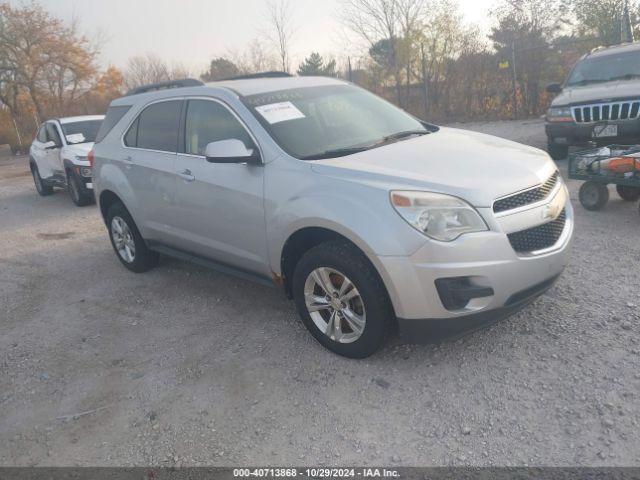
[63,142,94,158]
[551,80,640,106]
[309,127,556,207]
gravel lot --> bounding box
[1,119,639,467]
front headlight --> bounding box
[546,107,573,122]
[390,191,488,241]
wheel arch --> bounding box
[99,190,125,224]
[278,226,398,319]
[62,158,77,172]
[28,156,40,171]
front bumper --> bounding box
[546,119,640,146]
[70,165,93,192]
[375,197,573,330]
[397,273,560,341]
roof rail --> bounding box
[219,71,293,81]
[125,78,204,96]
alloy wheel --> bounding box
[303,267,366,344]
[111,216,136,263]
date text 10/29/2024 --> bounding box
[233,469,401,478]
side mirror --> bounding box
[204,139,260,164]
[546,83,562,94]
[43,140,58,150]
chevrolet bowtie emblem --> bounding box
[542,202,561,220]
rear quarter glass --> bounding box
[95,105,131,143]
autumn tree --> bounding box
[94,66,124,98]
[490,0,568,116]
[570,0,639,44]
[0,2,99,122]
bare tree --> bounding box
[340,0,426,105]
[247,39,279,72]
[124,54,169,89]
[124,54,191,90]
[265,0,295,73]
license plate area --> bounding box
[592,124,618,138]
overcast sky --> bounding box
[29,0,498,74]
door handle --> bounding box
[177,169,195,182]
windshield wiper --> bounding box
[300,146,374,160]
[379,130,428,144]
[569,79,608,86]
[301,130,429,160]
[609,73,640,81]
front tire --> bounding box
[106,202,159,273]
[30,162,53,196]
[292,241,393,358]
[616,185,640,202]
[67,170,93,207]
[579,181,609,211]
[547,143,569,161]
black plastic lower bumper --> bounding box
[397,274,561,343]
[546,120,640,147]
[78,175,93,195]
[69,166,93,195]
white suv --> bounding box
[29,115,104,206]
[92,75,573,358]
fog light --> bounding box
[435,277,494,311]
[80,167,92,178]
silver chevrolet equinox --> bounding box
[92,74,573,358]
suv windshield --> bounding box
[567,51,640,86]
[61,120,102,144]
[242,84,433,159]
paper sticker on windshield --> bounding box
[255,101,305,124]
[65,133,86,144]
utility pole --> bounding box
[421,43,428,119]
[511,40,518,120]
[348,57,352,82]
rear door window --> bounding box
[124,118,139,147]
[127,100,182,152]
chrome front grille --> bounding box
[573,101,640,123]
[493,172,559,214]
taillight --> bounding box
[88,149,94,167]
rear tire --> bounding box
[67,170,93,207]
[30,162,53,196]
[579,181,609,211]
[547,143,569,161]
[106,202,159,273]
[616,185,640,202]
[292,241,393,358]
